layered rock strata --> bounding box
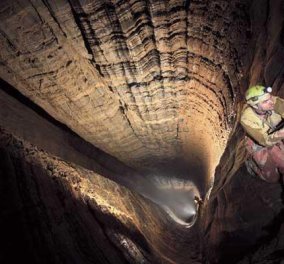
[1,0,284,263]
[0,0,250,187]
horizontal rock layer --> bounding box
[1,0,284,263]
[0,0,250,184]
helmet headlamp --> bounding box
[247,86,272,103]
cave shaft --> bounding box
[0,0,250,183]
[2,0,284,263]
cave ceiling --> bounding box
[0,0,250,182]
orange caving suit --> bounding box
[240,96,284,182]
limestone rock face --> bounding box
[203,126,284,264]
[202,0,284,262]
[0,128,202,264]
[0,0,250,179]
[1,0,284,263]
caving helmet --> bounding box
[245,85,272,106]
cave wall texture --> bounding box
[0,0,251,178]
[0,0,284,263]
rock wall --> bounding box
[0,127,203,264]
[203,1,284,262]
[0,0,251,184]
[1,0,284,263]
